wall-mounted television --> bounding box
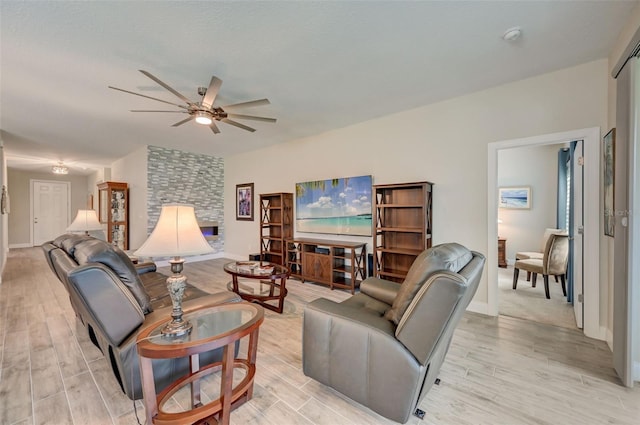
[295,175,372,236]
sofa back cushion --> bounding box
[59,234,93,256]
[74,239,153,314]
[384,243,473,325]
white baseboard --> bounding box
[467,300,489,315]
[634,361,640,382]
[9,243,31,249]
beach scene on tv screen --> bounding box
[296,175,372,236]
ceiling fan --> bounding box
[108,70,276,134]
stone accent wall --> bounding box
[147,146,224,253]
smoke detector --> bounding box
[502,27,522,41]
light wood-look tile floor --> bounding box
[1,248,639,425]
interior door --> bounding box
[32,180,69,245]
[572,140,584,329]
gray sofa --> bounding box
[42,233,241,400]
[303,243,485,423]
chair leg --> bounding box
[526,271,531,282]
[554,275,559,283]
[512,268,520,289]
[531,273,537,288]
[543,275,550,299]
[560,274,567,297]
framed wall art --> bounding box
[498,186,531,209]
[236,183,254,221]
[603,128,615,237]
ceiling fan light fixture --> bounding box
[52,163,69,175]
[195,111,212,125]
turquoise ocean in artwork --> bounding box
[297,215,372,236]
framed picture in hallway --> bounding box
[498,187,531,209]
[236,183,254,221]
[603,128,615,237]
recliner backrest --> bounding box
[384,243,473,324]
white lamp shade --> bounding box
[67,210,103,232]
[134,204,213,257]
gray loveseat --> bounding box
[303,243,485,423]
[42,234,240,399]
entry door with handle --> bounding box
[32,180,69,246]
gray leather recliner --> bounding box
[303,243,485,423]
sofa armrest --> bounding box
[360,277,400,305]
[135,261,157,275]
[68,265,145,347]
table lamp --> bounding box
[67,209,103,235]
[134,204,213,336]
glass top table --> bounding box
[137,302,264,425]
[223,261,290,314]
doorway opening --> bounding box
[487,127,602,341]
[30,179,70,246]
[496,142,578,330]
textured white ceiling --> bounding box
[0,1,637,174]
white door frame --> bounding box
[30,179,71,246]
[487,127,602,341]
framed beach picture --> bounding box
[236,183,254,221]
[295,175,372,236]
[498,187,531,209]
[604,128,615,237]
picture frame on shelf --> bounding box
[236,183,254,221]
[498,186,531,209]
[604,128,615,237]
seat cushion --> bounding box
[384,243,472,325]
[515,251,543,260]
[514,258,543,273]
[74,239,153,314]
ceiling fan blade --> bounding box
[222,98,270,109]
[226,113,276,123]
[109,86,189,109]
[210,121,221,134]
[139,70,195,106]
[221,118,256,132]
[130,110,188,113]
[171,116,195,127]
[201,76,223,109]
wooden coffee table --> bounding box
[137,302,264,425]
[224,261,290,313]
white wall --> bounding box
[110,146,148,249]
[497,144,562,262]
[225,59,608,313]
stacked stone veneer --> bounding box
[147,145,224,254]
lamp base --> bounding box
[161,319,193,337]
[161,258,193,337]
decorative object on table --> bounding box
[109,70,276,135]
[67,209,103,235]
[498,186,531,209]
[295,175,372,236]
[236,182,254,221]
[135,204,213,336]
[603,128,616,237]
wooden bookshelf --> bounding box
[260,193,293,266]
[373,181,433,283]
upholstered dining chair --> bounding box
[515,228,566,281]
[512,233,569,299]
